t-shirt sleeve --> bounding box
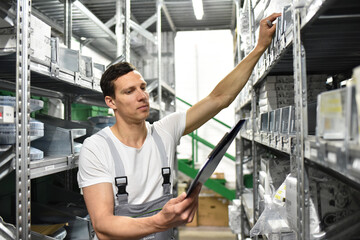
[77,137,113,189]
[155,111,186,144]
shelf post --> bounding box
[64,0,72,48]
[293,5,310,240]
[124,0,131,62]
[115,0,124,58]
[234,0,242,64]
[157,0,163,119]
[15,0,31,239]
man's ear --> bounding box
[105,96,116,110]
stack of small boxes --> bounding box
[238,80,252,108]
[0,96,44,161]
[259,75,327,115]
[259,76,294,114]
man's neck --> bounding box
[110,118,148,149]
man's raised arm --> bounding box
[184,13,281,136]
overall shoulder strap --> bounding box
[151,125,171,195]
[97,130,128,203]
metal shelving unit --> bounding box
[234,0,360,239]
[0,0,177,239]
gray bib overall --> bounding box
[97,126,175,240]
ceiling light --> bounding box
[192,0,204,20]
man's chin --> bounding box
[141,111,150,121]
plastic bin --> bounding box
[71,104,110,121]
[30,147,44,161]
[88,116,115,129]
[0,118,44,144]
[32,115,87,156]
[260,112,269,132]
[0,96,44,113]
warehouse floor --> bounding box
[179,226,236,240]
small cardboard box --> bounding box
[210,172,225,179]
[198,196,229,227]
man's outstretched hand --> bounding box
[256,13,282,51]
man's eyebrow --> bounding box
[121,86,135,92]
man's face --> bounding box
[111,70,150,123]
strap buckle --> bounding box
[114,176,128,195]
[162,167,171,185]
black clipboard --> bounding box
[186,119,246,197]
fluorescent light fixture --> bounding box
[192,0,204,20]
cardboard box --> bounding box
[210,172,225,179]
[198,196,229,227]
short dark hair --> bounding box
[100,62,136,98]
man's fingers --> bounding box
[187,203,198,223]
[177,192,187,202]
[265,12,281,22]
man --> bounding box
[78,13,280,240]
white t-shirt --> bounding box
[77,112,186,204]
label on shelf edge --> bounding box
[44,165,55,171]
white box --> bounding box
[353,66,360,143]
[317,88,347,139]
[30,15,51,64]
[0,15,51,64]
[285,175,297,231]
[259,170,267,187]
[0,34,16,53]
[0,105,14,123]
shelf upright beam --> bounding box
[157,0,163,119]
[292,4,310,240]
[237,136,246,240]
[250,74,259,240]
[64,0,72,48]
[234,0,242,65]
[234,1,246,238]
[15,0,31,239]
[124,0,131,62]
[247,1,259,238]
[115,0,124,58]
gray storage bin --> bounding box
[73,142,83,154]
[32,115,86,156]
[274,108,281,134]
[88,116,115,129]
[51,38,79,74]
[80,55,93,78]
[93,63,105,91]
[269,110,275,133]
[260,112,269,132]
[0,96,44,113]
[0,118,44,144]
[30,147,44,161]
[280,106,291,135]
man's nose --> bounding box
[137,89,148,100]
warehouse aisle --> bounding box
[179,226,236,240]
